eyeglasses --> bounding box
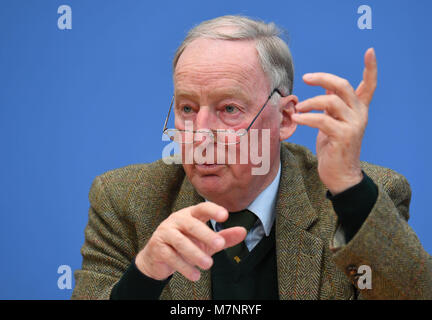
[162,88,284,145]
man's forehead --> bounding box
[173,39,269,100]
[175,38,261,74]
[181,37,257,56]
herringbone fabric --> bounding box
[223,210,257,263]
[72,142,432,300]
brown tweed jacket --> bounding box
[72,142,432,299]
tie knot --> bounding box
[222,209,257,232]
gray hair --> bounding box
[173,15,294,97]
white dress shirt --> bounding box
[209,163,281,252]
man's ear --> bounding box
[279,94,298,141]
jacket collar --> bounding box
[275,144,323,300]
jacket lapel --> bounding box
[276,145,324,300]
[168,174,212,300]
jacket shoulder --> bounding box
[96,159,184,188]
[282,142,411,214]
[282,141,410,183]
[89,158,185,216]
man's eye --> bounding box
[225,105,238,114]
[182,106,192,113]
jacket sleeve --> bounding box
[71,175,138,299]
[330,171,432,299]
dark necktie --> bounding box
[222,209,257,264]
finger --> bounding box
[291,112,342,137]
[296,95,352,121]
[197,227,246,256]
[303,72,357,109]
[158,244,202,282]
[162,228,214,270]
[218,227,247,250]
[189,202,228,223]
[190,226,247,257]
[175,216,226,251]
[356,48,377,106]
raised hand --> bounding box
[292,48,377,195]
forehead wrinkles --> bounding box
[176,61,257,84]
[174,64,267,104]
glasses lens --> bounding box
[165,129,247,145]
[215,129,241,145]
[164,130,184,143]
[194,130,215,143]
[164,130,199,144]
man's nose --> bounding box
[195,106,217,131]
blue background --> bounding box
[0,0,430,299]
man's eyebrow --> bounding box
[209,88,251,103]
[174,88,253,106]
[174,90,200,100]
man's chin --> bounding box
[190,174,228,199]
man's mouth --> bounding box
[194,163,225,173]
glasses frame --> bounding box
[162,88,285,145]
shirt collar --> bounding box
[209,162,281,236]
[247,163,281,236]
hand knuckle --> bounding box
[329,95,341,108]
[329,95,338,103]
[340,79,351,91]
[156,222,170,235]
[186,222,198,235]
[193,203,203,210]
[159,246,172,261]
[171,233,184,248]
[171,210,183,220]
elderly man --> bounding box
[72,15,432,300]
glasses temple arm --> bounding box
[163,95,175,132]
[245,89,282,132]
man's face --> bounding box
[173,38,295,211]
